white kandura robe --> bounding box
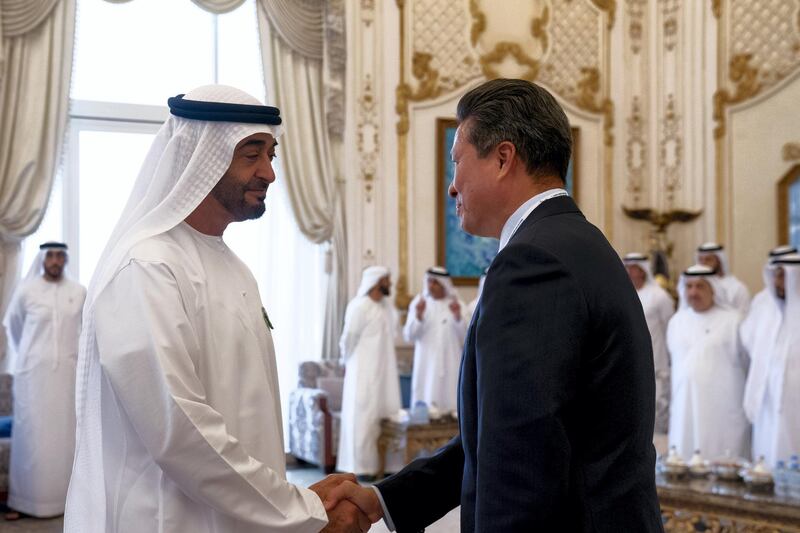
[667,305,750,461]
[403,295,467,411]
[337,296,401,475]
[2,276,85,517]
[743,269,800,467]
[90,223,326,533]
[718,275,751,316]
[636,281,674,434]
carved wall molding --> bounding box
[626,96,646,203]
[784,142,800,161]
[660,94,683,207]
[626,0,646,54]
[713,54,761,139]
[590,0,617,29]
[714,0,800,238]
[661,0,679,52]
[356,74,379,202]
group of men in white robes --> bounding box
[2,242,85,519]
[632,241,800,467]
[336,265,471,477]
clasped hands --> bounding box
[310,474,383,533]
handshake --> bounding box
[309,474,384,533]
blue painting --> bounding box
[437,119,577,284]
[790,177,800,249]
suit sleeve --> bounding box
[472,242,588,530]
[375,435,464,532]
[95,260,327,532]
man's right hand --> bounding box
[310,474,371,532]
[322,481,383,524]
[321,500,370,533]
[415,298,426,320]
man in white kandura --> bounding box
[741,245,796,353]
[403,267,467,412]
[623,253,674,434]
[337,266,402,476]
[2,242,86,520]
[743,253,800,467]
[696,242,751,315]
[667,264,750,461]
[64,85,368,533]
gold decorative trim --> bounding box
[576,67,615,146]
[713,53,761,140]
[660,94,683,207]
[627,0,646,55]
[474,6,550,82]
[468,0,485,47]
[783,142,800,161]
[711,0,721,19]
[590,0,617,30]
[626,96,646,203]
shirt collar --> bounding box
[498,188,568,251]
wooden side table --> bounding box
[375,417,459,479]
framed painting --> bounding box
[436,118,579,285]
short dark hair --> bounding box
[456,79,572,181]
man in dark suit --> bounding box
[323,79,663,532]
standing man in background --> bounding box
[403,267,466,412]
[696,242,751,315]
[337,266,402,477]
[623,252,674,434]
[667,265,750,461]
[743,254,800,467]
[3,242,86,520]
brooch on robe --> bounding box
[262,306,274,330]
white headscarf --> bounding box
[422,266,457,299]
[677,264,727,310]
[622,252,654,283]
[67,85,283,531]
[696,242,731,276]
[356,265,390,297]
[21,242,74,283]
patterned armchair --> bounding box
[288,361,344,473]
[0,374,12,500]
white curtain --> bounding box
[257,0,348,361]
[0,0,75,361]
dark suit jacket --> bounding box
[377,196,663,532]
